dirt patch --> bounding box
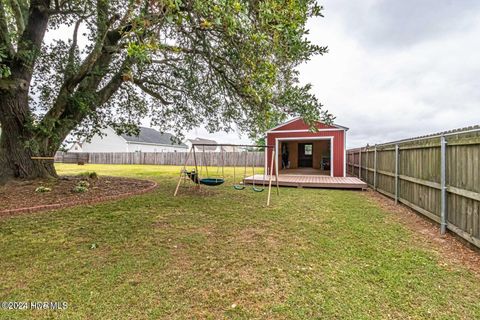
[237,227,267,243]
[364,189,480,276]
[0,176,157,217]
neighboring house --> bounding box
[186,137,236,152]
[186,137,219,152]
[70,126,188,152]
[69,141,83,152]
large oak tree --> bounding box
[0,0,329,183]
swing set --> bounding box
[173,144,279,205]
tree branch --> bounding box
[47,15,121,121]
[47,8,83,15]
[63,15,119,89]
[0,1,15,57]
[96,71,126,106]
[39,59,130,145]
[16,0,51,77]
[133,80,172,105]
[64,18,82,80]
[133,77,182,93]
[9,0,26,35]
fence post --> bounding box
[366,147,369,183]
[440,135,447,235]
[373,145,377,190]
[351,152,354,175]
[358,148,362,179]
[395,144,399,204]
[349,151,352,175]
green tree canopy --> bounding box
[0,0,330,182]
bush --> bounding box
[72,180,89,193]
[35,186,52,193]
[78,171,98,180]
[77,180,90,188]
[88,172,98,180]
[72,185,88,193]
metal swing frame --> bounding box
[174,143,279,206]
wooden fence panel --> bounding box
[347,129,480,248]
[446,142,480,240]
[56,151,265,167]
[376,148,396,196]
[398,146,442,220]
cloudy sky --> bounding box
[192,0,480,147]
[299,0,480,147]
[44,1,480,148]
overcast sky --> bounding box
[45,1,480,148]
[192,0,480,147]
[299,0,480,147]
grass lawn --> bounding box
[1,164,479,319]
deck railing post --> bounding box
[373,145,377,190]
[440,135,448,235]
[394,144,399,204]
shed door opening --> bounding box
[278,139,332,176]
[298,143,313,167]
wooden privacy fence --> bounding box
[55,152,89,164]
[347,126,480,249]
[55,151,265,167]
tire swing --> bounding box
[251,148,266,192]
[199,145,225,186]
[233,147,248,190]
[174,144,279,206]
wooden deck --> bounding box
[244,175,367,189]
[279,168,330,176]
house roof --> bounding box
[188,137,218,151]
[121,127,187,148]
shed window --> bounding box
[304,144,312,155]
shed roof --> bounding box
[267,117,348,132]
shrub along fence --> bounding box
[55,151,265,167]
[347,126,480,249]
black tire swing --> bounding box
[174,144,279,206]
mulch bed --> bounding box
[364,189,480,276]
[0,176,157,216]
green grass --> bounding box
[0,164,479,319]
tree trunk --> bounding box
[0,92,57,184]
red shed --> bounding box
[266,117,348,178]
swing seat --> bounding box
[185,171,199,184]
[252,186,265,192]
[233,184,245,190]
[200,178,225,186]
